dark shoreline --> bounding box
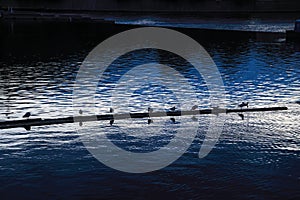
[1,18,292,63]
[1,7,300,21]
[0,10,288,41]
[1,8,299,62]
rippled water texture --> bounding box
[0,21,299,199]
[111,16,294,32]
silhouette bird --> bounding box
[79,122,83,126]
[79,109,83,115]
[191,105,198,110]
[148,119,153,124]
[147,107,153,124]
[238,113,245,120]
[110,119,114,126]
[170,106,176,112]
[109,108,114,125]
[148,107,153,113]
[23,112,31,118]
[170,117,176,123]
[238,102,249,109]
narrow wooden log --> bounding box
[0,107,288,130]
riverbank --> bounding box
[1,8,299,22]
[0,10,113,23]
[1,0,300,13]
[1,9,293,43]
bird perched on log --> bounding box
[148,107,153,113]
[23,112,31,118]
[238,102,249,109]
[147,107,153,125]
[169,106,176,112]
[109,108,114,125]
[191,105,198,110]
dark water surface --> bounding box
[112,16,294,32]
[0,21,299,199]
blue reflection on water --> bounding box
[0,21,299,199]
[112,17,294,32]
[97,49,206,153]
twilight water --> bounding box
[0,21,299,199]
[112,16,294,32]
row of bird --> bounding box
[19,102,250,126]
[8,101,251,121]
[77,102,250,126]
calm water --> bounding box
[0,21,299,199]
[109,15,295,32]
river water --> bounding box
[0,21,299,199]
[113,17,294,33]
[104,14,296,32]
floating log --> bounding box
[0,107,288,130]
